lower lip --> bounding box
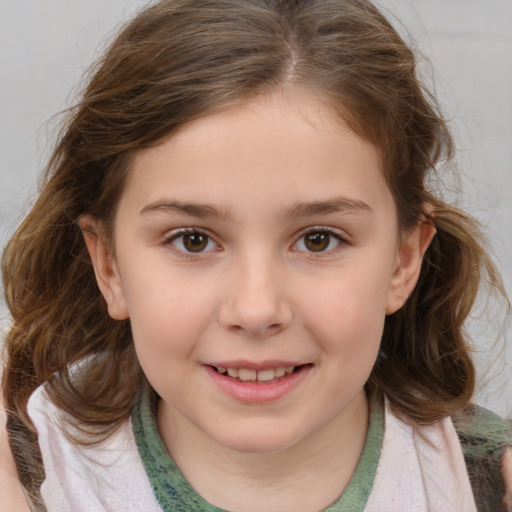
[205,365,311,404]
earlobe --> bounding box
[385,216,436,315]
[78,215,129,320]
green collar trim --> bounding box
[324,397,383,511]
[132,384,383,512]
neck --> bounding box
[157,392,369,512]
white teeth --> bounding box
[256,369,275,382]
[216,366,298,381]
[238,368,257,381]
[275,367,286,377]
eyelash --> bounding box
[292,226,349,257]
[163,228,220,259]
[163,226,349,259]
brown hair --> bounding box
[1,0,506,506]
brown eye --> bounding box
[292,229,343,254]
[304,232,331,252]
[183,233,208,252]
[169,230,218,254]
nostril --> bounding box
[229,323,281,334]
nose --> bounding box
[218,253,293,337]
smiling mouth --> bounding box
[210,365,308,383]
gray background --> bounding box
[1,0,511,415]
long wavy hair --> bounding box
[2,0,506,508]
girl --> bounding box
[1,0,511,510]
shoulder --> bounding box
[454,404,512,512]
[0,395,31,511]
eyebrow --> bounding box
[281,197,372,219]
[140,196,372,220]
[140,200,231,220]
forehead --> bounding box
[122,90,394,220]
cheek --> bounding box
[121,272,215,363]
[299,263,392,357]
[303,279,387,398]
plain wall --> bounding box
[1,0,511,415]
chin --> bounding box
[214,425,303,455]
[226,440,295,455]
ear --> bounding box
[78,214,129,320]
[385,214,436,315]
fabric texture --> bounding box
[131,383,383,511]
[27,383,509,512]
[365,399,477,511]
[27,385,162,512]
[455,404,512,512]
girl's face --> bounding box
[85,91,431,455]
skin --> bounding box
[502,447,512,511]
[0,397,30,511]
[81,89,435,512]
[0,89,509,511]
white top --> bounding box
[27,385,477,511]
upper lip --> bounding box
[206,360,306,370]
